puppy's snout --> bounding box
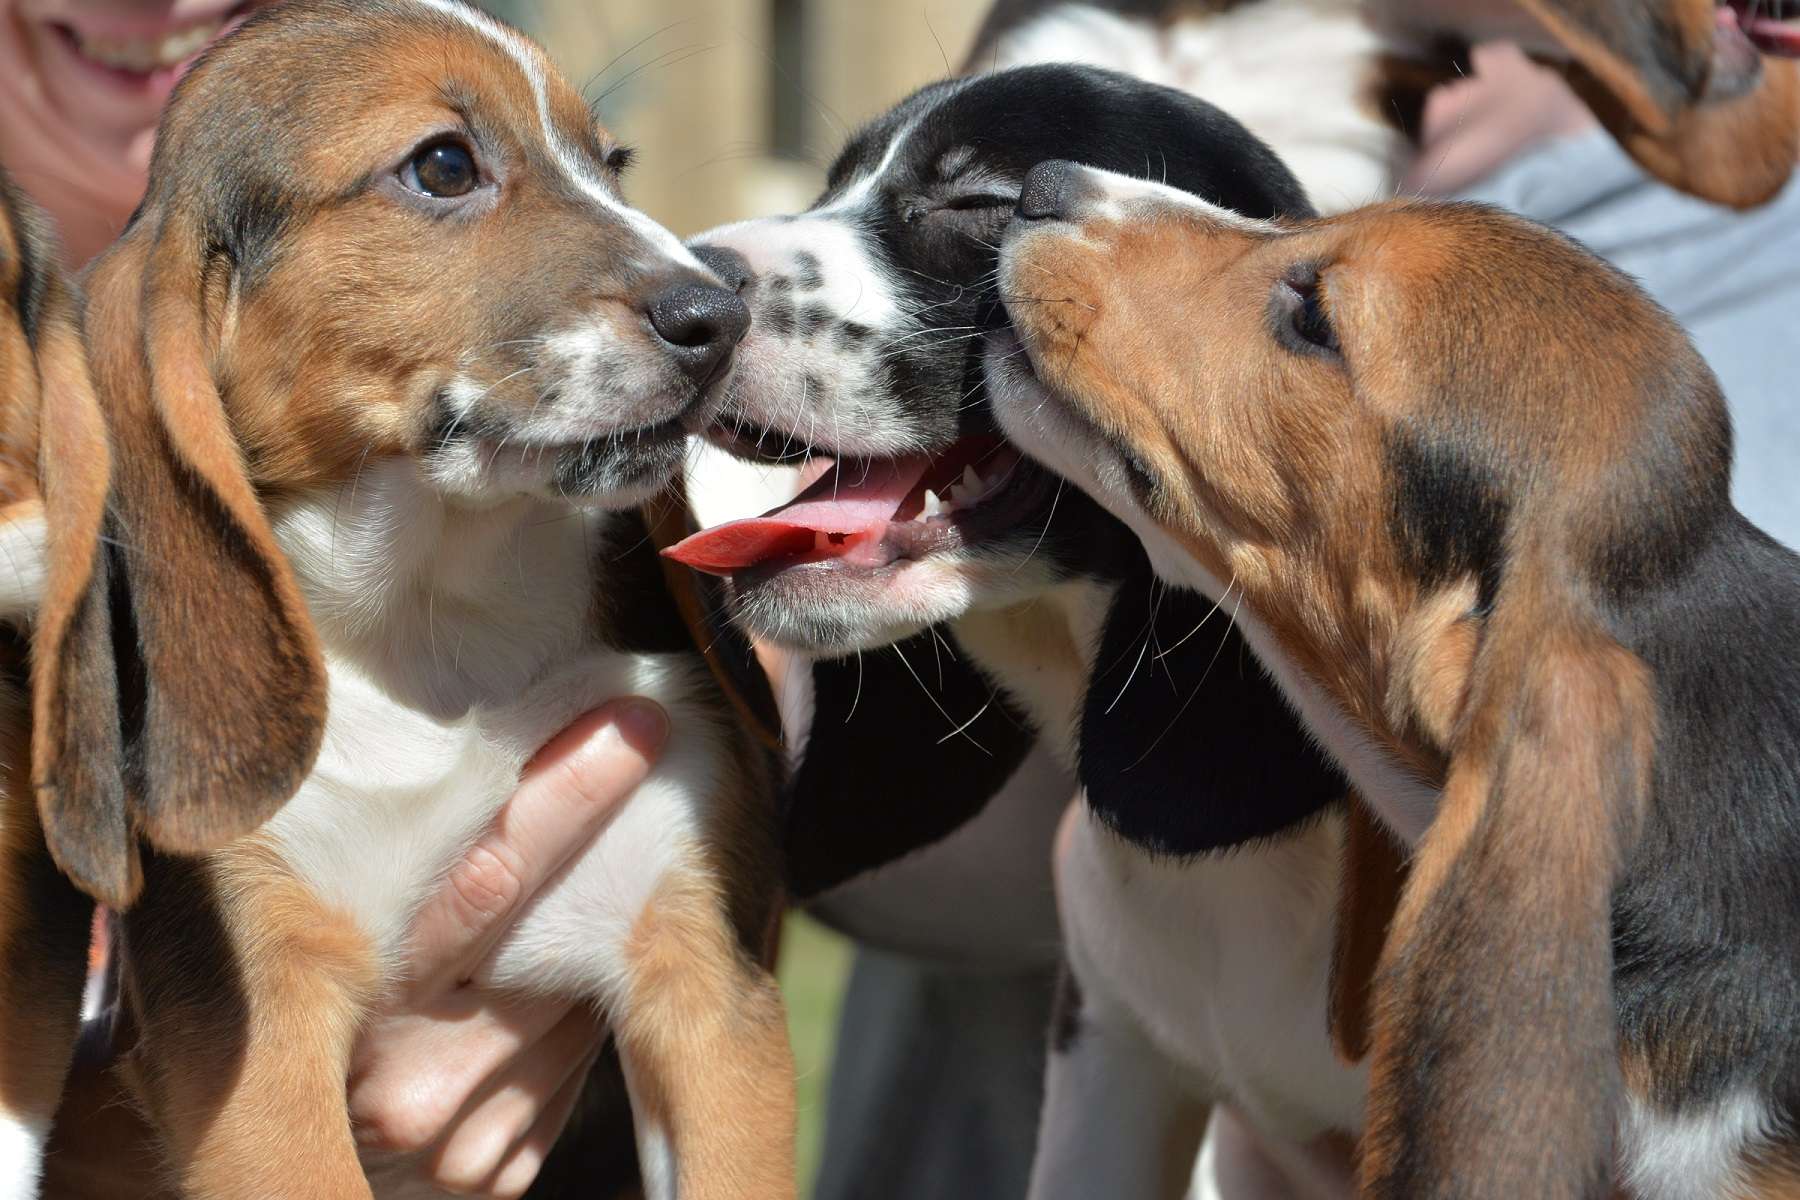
[692,244,754,294]
[1017,160,1092,223]
[646,282,751,386]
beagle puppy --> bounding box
[673,1,1800,1192]
[669,65,1367,1198]
[53,3,791,1197]
[989,162,1800,1198]
[969,0,1800,214]
[0,169,112,1200]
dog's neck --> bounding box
[950,576,1116,764]
[1131,526,1442,843]
[270,457,605,719]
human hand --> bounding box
[349,698,669,1198]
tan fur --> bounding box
[1519,0,1800,209]
[1327,799,1404,1065]
[1384,577,1479,752]
[1002,192,1696,1196]
[117,845,380,1200]
[0,170,112,1177]
[619,869,796,1200]
[62,5,791,1195]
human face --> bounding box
[0,1,272,258]
[12,1,263,140]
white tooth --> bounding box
[78,17,223,72]
[962,465,984,497]
[921,489,946,520]
[947,483,971,508]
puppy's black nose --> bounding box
[647,282,751,385]
[692,244,754,294]
[1017,160,1083,221]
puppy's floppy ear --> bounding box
[1361,582,1653,1199]
[1326,799,1405,1064]
[1520,0,1799,209]
[37,215,325,904]
[27,255,137,905]
[1079,551,1345,856]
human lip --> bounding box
[47,3,250,77]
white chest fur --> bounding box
[263,462,727,1004]
[990,0,1408,213]
[1060,811,1367,1141]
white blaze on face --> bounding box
[405,0,701,270]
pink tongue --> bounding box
[664,456,932,575]
[1723,4,1800,57]
[1747,16,1800,57]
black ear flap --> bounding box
[1361,604,1653,1199]
[34,217,325,905]
[1078,551,1345,856]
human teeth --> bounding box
[75,18,224,72]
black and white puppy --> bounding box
[666,65,1363,1195]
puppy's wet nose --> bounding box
[692,244,754,294]
[1017,160,1085,221]
[647,282,751,385]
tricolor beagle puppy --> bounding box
[970,0,1800,214]
[52,3,791,1197]
[989,162,1800,1198]
[667,63,1366,1198]
[0,169,113,1200]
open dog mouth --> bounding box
[665,434,1057,580]
[1721,1,1800,57]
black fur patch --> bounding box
[782,631,1035,899]
[1079,557,1346,856]
[1,179,52,351]
[1386,429,1509,615]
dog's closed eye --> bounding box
[941,192,1015,212]
[1271,261,1340,360]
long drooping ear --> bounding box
[1520,0,1799,209]
[36,217,325,904]
[1079,552,1345,856]
[1360,592,1654,1199]
[27,259,137,905]
[1327,799,1405,1064]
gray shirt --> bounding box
[1457,129,1800,549]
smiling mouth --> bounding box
[665,434,1058,580]
[51,3,251,78]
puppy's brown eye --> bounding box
[409,140,478,198]
[1271,262,1340,359]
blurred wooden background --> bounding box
[489,0,986,237]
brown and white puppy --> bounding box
[0,169,113,1200]
[970,0,1800,213]
[48,4,792,1198]
[990,161,1800,1199]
